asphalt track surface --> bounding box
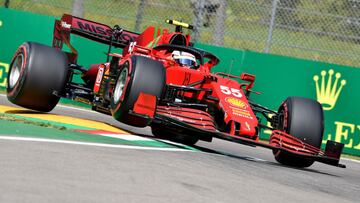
[0,95,359,202]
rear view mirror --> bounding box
[240,73,255,83]
[240,73,255,91]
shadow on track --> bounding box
[5,110,48,114]
[136,131,341,177]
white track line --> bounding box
[100,133,154,141]
[0,136,193,152]
[0,135,267,161]
[56,104,96,114]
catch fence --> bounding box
[2,0,360,67]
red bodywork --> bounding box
[53,15,345,168]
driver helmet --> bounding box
[172,51,196,68]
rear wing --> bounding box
[53,14,139,62]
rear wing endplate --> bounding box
[53,14,139,62]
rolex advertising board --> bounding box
[1,9,360,156]
[241,52,360,156]
[0,61,8,87]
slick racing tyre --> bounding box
[274,97,324,168]
[7,42,68,112]
[151,125,199,146]
[111,55,165,127]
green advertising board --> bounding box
[0,8,110,78]
[1,8,359,155]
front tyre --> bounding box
[7,42,68,112]
[274,97,324,168]
[111,55,165,127]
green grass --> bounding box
[0,113,67,131]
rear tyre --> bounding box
[151,125,199,146]
[274,97,324,168]
[111,55,165,127]
[7,42,68,112]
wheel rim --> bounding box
[9,53,24,88]
[277,109,285,131]
[113,67,128,103]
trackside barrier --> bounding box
[1,8,359,155]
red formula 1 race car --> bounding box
[7,15,345,168]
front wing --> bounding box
[152,113,346,168]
